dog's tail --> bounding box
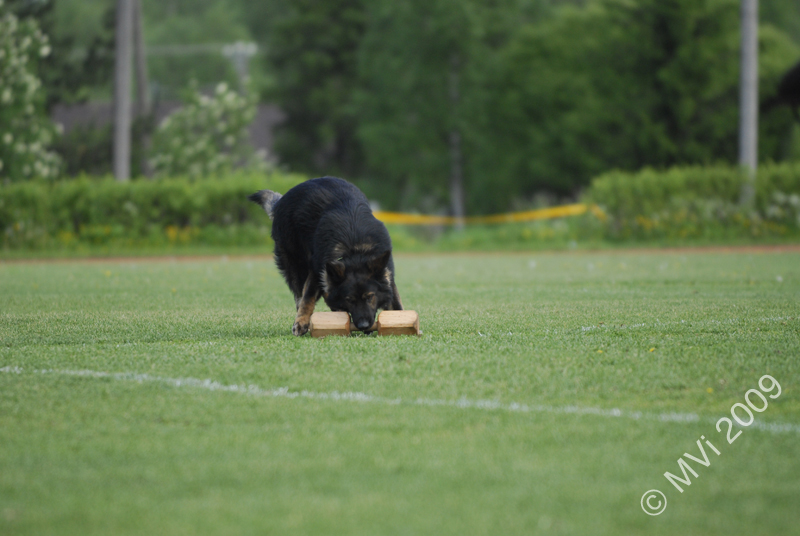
[248,190,283,220]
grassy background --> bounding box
[1,251,799,535]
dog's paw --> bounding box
[292,318,310,336]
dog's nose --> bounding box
[355,319,371,331]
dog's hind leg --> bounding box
[293,274,321,336]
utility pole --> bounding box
[222,41,258,91]
[448,53,465,230]
[133,0,149,117]
[113,0,134,182]
[132,0,151,176]
[738,0,758,206]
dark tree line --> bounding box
[243,0,799,214]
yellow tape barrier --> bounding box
[374,203,605,226]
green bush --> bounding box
[53,118,153,178]
[586,163,800,240]
[0,171,304,251]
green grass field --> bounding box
[1,250,799,535]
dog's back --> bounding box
[274,176,390,256]
[273,177,377,249]
[269,177,392,293]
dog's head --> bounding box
[321,250,394,332]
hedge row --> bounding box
[585,163,800,240]
[2,165,799,253]
[0,171,305,250]
[587,163,800,215]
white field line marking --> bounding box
[2,366,798,434]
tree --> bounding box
[142,0,252,98]
[761,0,800,46]
[6,0,115,111]
[246,0,367,179]
[356,0,531,214]
[491,0,798,199]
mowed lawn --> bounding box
[1,250,799,535]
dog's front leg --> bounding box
[292,274,319,336]
[389,280,404,311]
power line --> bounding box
[146,42,259,57]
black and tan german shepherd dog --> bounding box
[249,177,403,336]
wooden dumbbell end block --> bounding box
[309,311,352,338]
[377,310,420,336]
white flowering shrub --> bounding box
[765,191,800,227]
[0,0,61,183]
[149,82,268,179]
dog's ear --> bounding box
[326,260,346,283]
[368,250,391,275]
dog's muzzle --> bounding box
[354,318,372,331]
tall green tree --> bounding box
[246,0,366,179]
[142,0,252,98]
[7,0,115,110]
[761,0,800,46]
[491,0,798,198]
[357,0,535,214]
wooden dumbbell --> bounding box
[309,310,420,338]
